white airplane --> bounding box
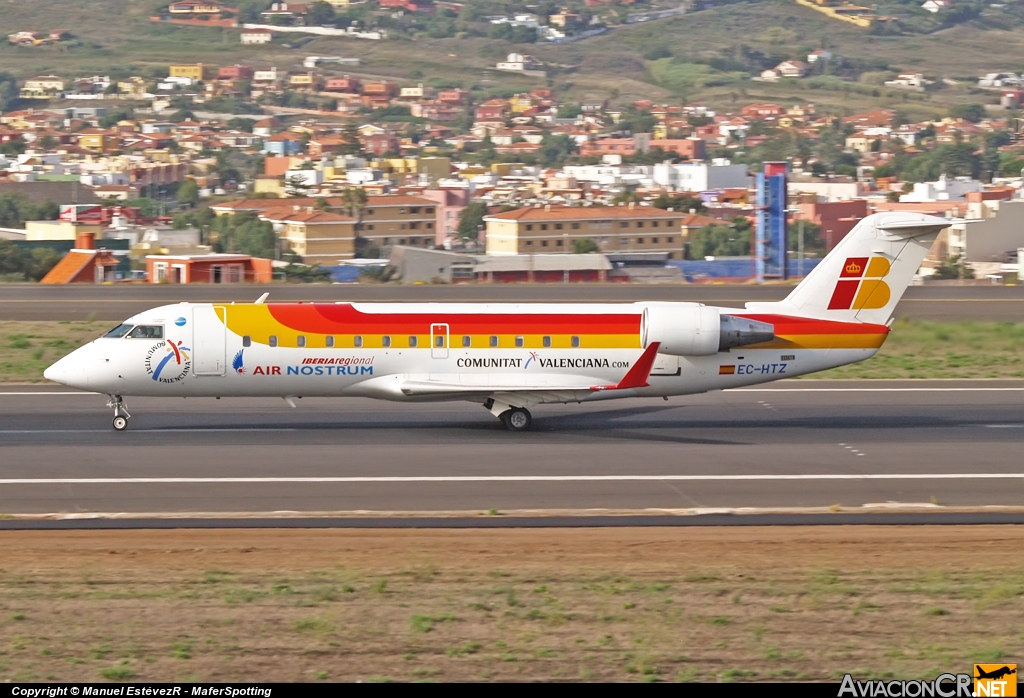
[45,212,951,432]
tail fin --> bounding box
[746,212,953,325]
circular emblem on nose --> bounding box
[175,317,187,326]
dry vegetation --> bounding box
[0,0,1017,112]
[0,527,1021,682]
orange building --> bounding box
[146,254,274,283]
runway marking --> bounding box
[0,429,296,434]
[3,387,1024,398]
[985,424,1024,428]
[733,388,1024,392]
[1,474,1023,485]
[0,392,99,396]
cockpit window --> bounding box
[104,324,134,338]
[127,325,163,339]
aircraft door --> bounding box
[430,323,449,359]
[192,305,227,376]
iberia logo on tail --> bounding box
[828,256,892,311]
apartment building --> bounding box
[484,204,686,258]
[260,208,358,261]
[358,195,437,249]
[169,64,211,81]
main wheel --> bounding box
[502,407,532,432]
[112,416,128,431]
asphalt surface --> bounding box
[2,284,1023,321]
[2,381,1023,519]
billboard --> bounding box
[59,204,104,224]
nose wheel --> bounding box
[106,395,131,432]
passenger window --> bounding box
[462,335,471,347]
[325,336,335,348]
[515,336,524,348]
[296,336,306,348]
[489,335,498,347]
[571,336,580,348]
[269,335,278,347]
[354,335,363,347]
[435,335,444,347]
[127,325,163,339]
[242,335,251,347]
[382,336,391,347]
[543,336,551,348]
[104,324,133,338]
[409,336,418,348]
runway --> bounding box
[1,284,1023,321]
[2,380,1022,521]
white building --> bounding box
[651,161,749,192]
[241,29,275,44]
[496,53,544,73]
[978,72,1023,88]
[490,14,540,27]
[900,174,983,202]
[885,73,930,91]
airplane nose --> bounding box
[44,350,90,389]
[42,361,63,383]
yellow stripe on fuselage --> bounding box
[220,305,641,350]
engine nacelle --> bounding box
[641,303,721,356]
[641,304,776,356]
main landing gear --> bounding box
[484,399,532,432]
[107,395,131,431]
[501,407,532,432]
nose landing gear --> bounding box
[106,395,131,431]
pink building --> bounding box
[422,188,471,246]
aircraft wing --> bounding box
[399,342,661,399]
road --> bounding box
[2,284,1023,321]
[1,380,1022,518]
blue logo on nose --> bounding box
[175,317,187,327]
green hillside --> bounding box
[1,0,1021,114]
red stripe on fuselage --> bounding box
[267,303,643,335]
[735,314,890,336]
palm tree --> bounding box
[342,186,368,222]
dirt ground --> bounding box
[0,526,1021,682]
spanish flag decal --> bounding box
[719,365,736,375]
[828,256,891,311]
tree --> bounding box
[341,186,368,220]
[99,110,132,129]
[25,247,62,281]
[0,72,21,113]
[688,219,752,259]
[285,175,311,198]
[948,104,986,124]
[227,117,257,133]
[612,190,640,205]
[177,179,200,207]
[339,123,363,156]
[0,194,60,228]
[456,202,487,240]
[652,193,705,213]
[573,237,599,254]
[307,1,336,26]
[932,254,973,280]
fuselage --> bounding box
[45,301,889,402]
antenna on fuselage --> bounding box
[254,293,270,304]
